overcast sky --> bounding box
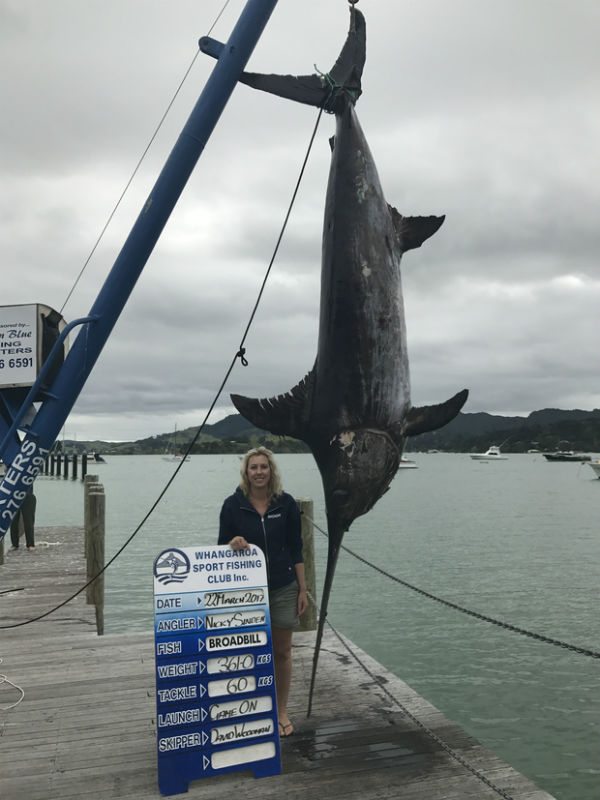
[1,0,599,442]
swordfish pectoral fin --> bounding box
[404,388,469,437]
[230,367,315,442]
[388,206,445,252]
[238,9,366,110]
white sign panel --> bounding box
[153,544,281,795]
[0,305,37,386]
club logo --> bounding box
[154,548,191,585]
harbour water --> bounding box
[32,452,600,800]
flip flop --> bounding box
[279,721,294,738]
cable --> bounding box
[304,587,515,799]
[0,658,25,711]
[60,0,233,316]
[303,511,600,659]
[325,621,516,800]
[236,107,325,354]
[1,106,326,630]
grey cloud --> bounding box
[2,1,599,440]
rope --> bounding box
[304,588,515,798]
[0,106,326,630]
[0,658,25,711]
[325,621,516,800]
[235,107,325,358]
[302,512,600,660]
[60,0,233,316]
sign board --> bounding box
[153,544,281,796]
[0,305,38,386]
[0,303,67,389]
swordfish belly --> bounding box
[315,103,409,434]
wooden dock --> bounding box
[0,527,557,800]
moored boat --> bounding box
[543,451,591,462]
[398,457,418,469]
[470,445,507,461]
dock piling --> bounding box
[297,498,317,631]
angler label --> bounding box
[153,544,281,795]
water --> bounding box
[33,453,600,800]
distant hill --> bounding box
[63,408,600,455]
[410,408,600,453]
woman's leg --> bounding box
[10,512,20,548]
[271,625,294,735]
[22,494,36,548]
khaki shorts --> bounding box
[269,581,299,630]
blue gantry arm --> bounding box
[0,0,280,540]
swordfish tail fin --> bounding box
[307,530,343,717]
[238,9,366,112]
[404,388,469,438]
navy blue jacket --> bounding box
[218,488,303,590]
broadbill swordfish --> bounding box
[230,9,468,713]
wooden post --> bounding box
[87,487,105,636]
[297,498,317,631]
[84,474,100,578]
[72,454,78,480]
[50,454,55,476]
[81,452,88,480]
[56,453,62,477]
[63,454,69,479]
[44,454,49,475]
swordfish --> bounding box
[230,9,468,712]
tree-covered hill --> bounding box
[63,408,600,455]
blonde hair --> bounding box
[239,446,283,498]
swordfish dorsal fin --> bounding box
[230,367,315,442]
[403,388,469,438]
[388,205,445,252]
[238,9,366,111]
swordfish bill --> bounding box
[230,9,468,714]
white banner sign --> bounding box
[0,305,37,387]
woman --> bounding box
[218,446,307,738]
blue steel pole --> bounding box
[0,0,279,541]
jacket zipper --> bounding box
[240,502,281,580]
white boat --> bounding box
[162,423,191,462]
[587,460,600,478]
[470,445,508,461]
[398,457,417,469]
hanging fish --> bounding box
[230,8,468,713]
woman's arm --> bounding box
[286,496,304,565]
[219,499,249,551]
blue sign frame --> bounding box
[153,544,281,795]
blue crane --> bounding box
[0,0,280,541]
